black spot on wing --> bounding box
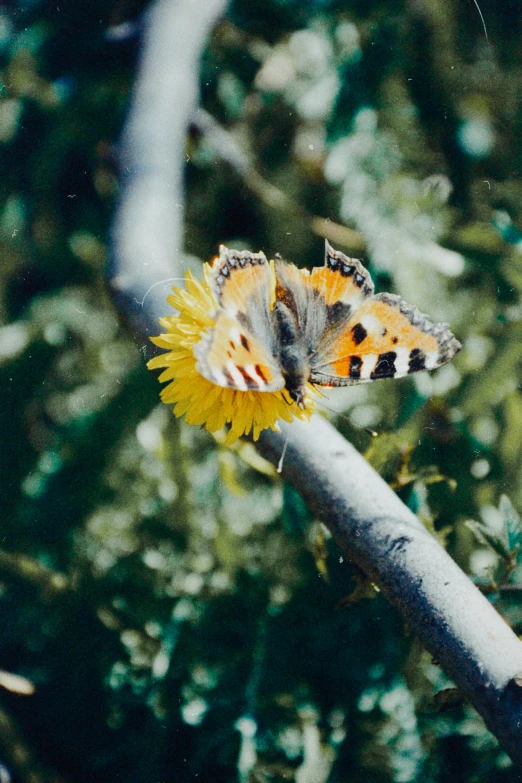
[237,366,257,388]
[349,356,362,379]
[255,364,268,383]
[353,272,366,288]
[392,336,398,345]
[223,368,236,386]
[408,348,426,373]
[240,334,250,351]
[237,311,251,330]
[370,351,397,379]
[351,322,367,346]
[340,263,355,278]
[324,301,352,330]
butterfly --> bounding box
[193,242,461,408]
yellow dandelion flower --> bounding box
[147,263,315,445]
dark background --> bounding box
[1,0,522,780]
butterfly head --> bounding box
[287,384,308,410]
[277,344,309,409]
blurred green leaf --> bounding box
[466,518,510,561]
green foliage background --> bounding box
[1,0,522,780]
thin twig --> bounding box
[0,551,68,597]
[191,108,367,255]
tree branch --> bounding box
[256,417,522,765]
[108,0,229,336]
[106,0,522,766]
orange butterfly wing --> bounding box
[310,293,461,386]
[194,246,284,392]
[194,311,284,391]
[211,245,273,312]
[275,241,373,333]
[304,241,374,306]
[194,242,461,394]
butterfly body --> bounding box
[193,243,461,407]
[271,300,310,406]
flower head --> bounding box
[147,263,315,445]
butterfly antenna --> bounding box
[282,390,294,407]
[137,277,188,307]
[310,383,326,398]
[277,435,290,474]
[315,397,378,438]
